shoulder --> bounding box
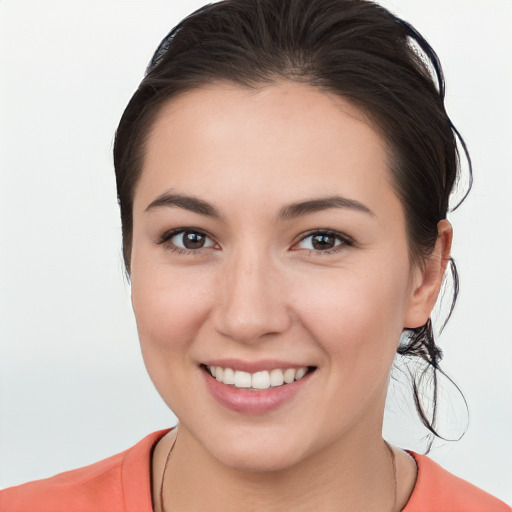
[404,452,511,512]
[0,430,170,512]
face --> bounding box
[130,81,429,472]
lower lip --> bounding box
[202,369,313,415]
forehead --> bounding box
[136,81,398,218]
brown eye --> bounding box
[311,234,336,250]
[295,230,351,253]
[167,230,215,251]
[182,231,206,249]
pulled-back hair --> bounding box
[114,0,471,444]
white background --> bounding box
[1,0,511,504]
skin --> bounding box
[130,81,452,511]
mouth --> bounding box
[200,364,317,391]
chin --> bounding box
[214,445,304,473]
[199,424,311,474]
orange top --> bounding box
[1,430,510,512]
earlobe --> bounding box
[404,220,453,329]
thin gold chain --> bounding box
[385,441,398,512]
[160,425,178,512]
[160,433,398,512]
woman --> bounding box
[1,0,510,510]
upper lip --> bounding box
[202,359,314,373]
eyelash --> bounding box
[294,229,354,255]
[157,227,217,255]
[156,228,354,255]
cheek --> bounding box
[288,261,412,429]
[291,260,411,360]
[130,263,218,417]
[130,263,214,360]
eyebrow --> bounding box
[145,191,374,220]
[145,191,222,218]
[278,196,374,220]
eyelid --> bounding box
[157,227,218,251]
[155,227,353,254]
[292,229,354,252]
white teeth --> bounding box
[295,367,307,380]
[207,365,310,389]
[222,367,235,385]
[270,368,284,387]
[234,370,252,388]
[252,371,271,390]
[283,368,296,384]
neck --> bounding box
[155,424,398,512]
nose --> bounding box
[212,250,292,344]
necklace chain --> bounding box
[159,426,178,512]
[159,429,398,512]
[385,440,398,512]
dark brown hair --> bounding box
[114,0,471,444]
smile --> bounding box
[201,361,317,414]
[205,365,313,390]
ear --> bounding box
[404,219,453,329]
